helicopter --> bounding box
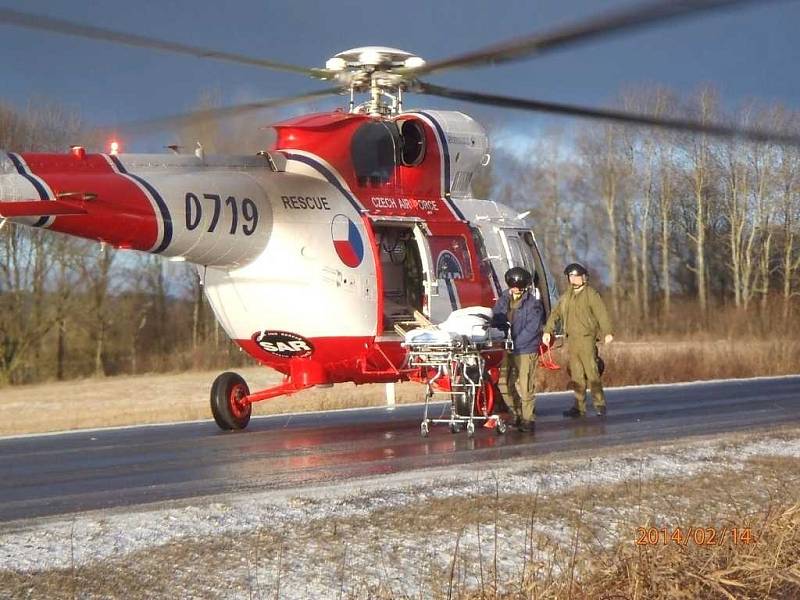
[0,0,797,431]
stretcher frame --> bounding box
[403,334,512,438]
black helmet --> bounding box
[564,262,588,277]
[505,267,532,288]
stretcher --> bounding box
[402,307,512,438]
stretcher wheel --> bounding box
[466,421,475,438]
[420,421,429,437]
[210,371,251,430]
[449,422,462,434]
[496,419,507,435]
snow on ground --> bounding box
[2,433,799,598]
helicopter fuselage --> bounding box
[0,109,555,392]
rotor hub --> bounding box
[325,47,424,115]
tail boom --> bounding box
[0,150,273,267]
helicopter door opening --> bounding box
[500,228,551,314]
[373,223,425,332]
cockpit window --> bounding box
[350,121,399,186]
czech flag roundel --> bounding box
[331,214,364,268]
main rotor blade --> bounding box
[418,82,800,146]
[100,88,341,135]
[0,8,331,79]
[409,0,778,76]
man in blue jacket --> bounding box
[492,267,545,433]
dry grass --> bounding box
[538,337,800,391]
[0,337,798,436]
[2,435,798,599]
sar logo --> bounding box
[331,214,364,268]
[253,330,314,358]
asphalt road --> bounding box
[1,376,799,523]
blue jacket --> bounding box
[492,290,544,355]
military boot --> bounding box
[518,420,535,433]
[562,406,585,418]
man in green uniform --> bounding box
[542,263,613,418]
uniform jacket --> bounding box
[492,289,544,355]
[543,285,612,340]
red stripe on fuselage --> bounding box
[20,153,159,251]
[272,112,458,223]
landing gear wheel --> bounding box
[420,421,430,437]
[466,421,475,438]
[496,419,507,435]
[211,371,252,430]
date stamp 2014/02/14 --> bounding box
[635,527,755,546]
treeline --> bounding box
[487,87,800,337]
[2,88,800,385]
[0,225,249,385]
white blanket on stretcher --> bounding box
[404,306,506,345]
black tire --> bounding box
[211,371,252,430]
[455,385,474,417]
[454,365,480,417]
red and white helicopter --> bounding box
[0,1,796,430]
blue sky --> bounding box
[0,0,798,152]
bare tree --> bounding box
[656,127,679,319]
[682,88,720,316]
[751,114,777,314]
[619,88,674,323]
[578,122,634,316]
[720,133,753,308]
[79,244,117,377]
[775,111,800,321]
[526,130,582,271]
[52,235,87,380]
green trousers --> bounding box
[506,353,538,422]
[567,336,605,414]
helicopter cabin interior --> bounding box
[372,222,425,332]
